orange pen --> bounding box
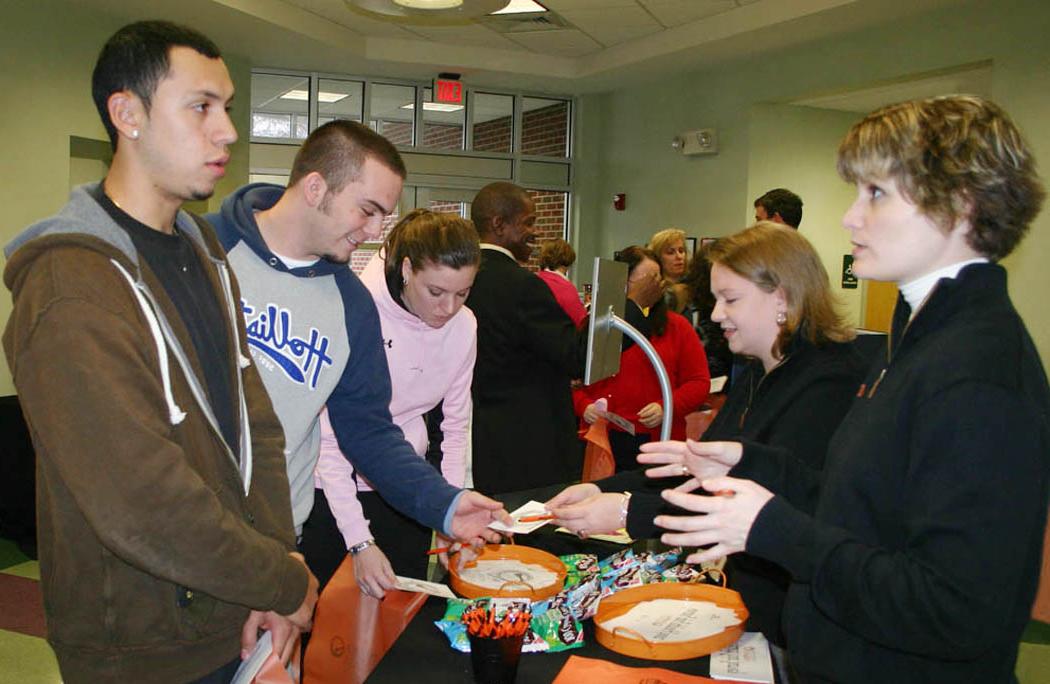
[517,514,556,523]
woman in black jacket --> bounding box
[646,96,1049,683]
[547,223,866,647]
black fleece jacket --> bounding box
[741,263,1050,683]
[599,336,867,644]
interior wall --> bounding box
[0,0,252,396]
[746,104,863,325]
[575,0,1050,364]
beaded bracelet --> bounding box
[619,491,632,529]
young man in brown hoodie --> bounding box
[3,21,316,683]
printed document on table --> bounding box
[709,631,774,683]
[596,598,741,642]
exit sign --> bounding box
[434,78,463,105]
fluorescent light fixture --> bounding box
[400,102,465,112]
[393,0,463,7]
[279,89,349,103]
[490,0,546,14]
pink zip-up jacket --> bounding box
[314,252,477,548]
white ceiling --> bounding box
[80,0,968,94]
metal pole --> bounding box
[610,314,673,442]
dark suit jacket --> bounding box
[467,249,585,493]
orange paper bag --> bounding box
[581,418,615,481]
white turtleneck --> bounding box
[899,258,988,316]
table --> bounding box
[305,484,738,682]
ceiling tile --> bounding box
[639,0,736,26]
[282,0,421,38]
[405,23,521,49]
[556,6,663,45]
[506,28,604,57]
[543,0,640,9]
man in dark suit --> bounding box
[466,182,586,493]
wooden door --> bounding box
[862,280,899,332]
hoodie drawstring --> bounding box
[110,259,187,426]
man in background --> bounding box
[754,187,803,228]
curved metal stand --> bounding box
[610,314,673,442]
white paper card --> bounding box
[231,630,272,684]
[457,559,560,591]
[488,500,551,534]
[710,375,728,393]
[598,409,636,435]
[394,575,456,599]
[709,631,775,683]
[596,598,741,642]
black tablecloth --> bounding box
[366,484,719,682]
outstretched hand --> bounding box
[353,544,397,599]
[638,439,742,487]
[450,491,510,545]
[548,491,627,536]
[654,476,772,564]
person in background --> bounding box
[753,188,803,229]
[467,182,654,493]
[669,247,734,381]
[536,238,587,328]
[647,96,1048,683]
[573,246,710,471]
[3,21,315,682]
[549,225,864,655]
[648,227,689,284]
[301,210,480,597]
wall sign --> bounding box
[842,255,858,289]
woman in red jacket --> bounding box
[574,245,710,471]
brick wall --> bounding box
[526,190,567,272]
[374,120,464,149]
[374,101,568,156]
[521,102,569,157]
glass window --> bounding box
[251,73,309,142]
[421,87,465,151]
[521,97,570,158]
[369,83,415,146]
[471,93,513,154]
[525,189,568,271]
[427,198,468,217]
[317,78,364,127]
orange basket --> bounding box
[594,582,748,660]
[448,544,567,601]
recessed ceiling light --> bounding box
[347,0,510,22]
[400,102,465,112]
[490,0,546,14]
[279,89,349,103]
[393,0,463,8]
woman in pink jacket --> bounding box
[300,209,480,597]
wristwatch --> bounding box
[348,538,376,556]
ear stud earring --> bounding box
[131,130,139,139]
[776,311,787,325]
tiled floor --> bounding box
[0,538,59,684]
[2,535,1049,684]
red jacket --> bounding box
[574,310,710,440]
[536,269,587,328]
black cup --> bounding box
[468,632,526,684]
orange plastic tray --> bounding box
[594,582,749,661]
[448,544,567,601]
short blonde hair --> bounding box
[837,95,1044,261]
[648,228,688,279]
[706,223,853,359]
